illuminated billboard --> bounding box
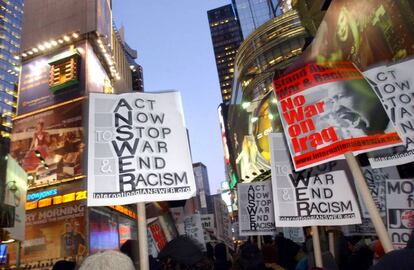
[10,100,84,188]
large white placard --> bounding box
[87,92,196,206]
[364,60,414,167]
[269,133,361,227]
[386,178,414,249]
[214,197,234,249]
[238,181,276,236]
[184,213,206,250]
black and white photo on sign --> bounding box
[269,133,362,227]
[87,92,196,206]
[238,181,276,236]
[386,178,414,249]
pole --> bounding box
[137,202,149,270]
[312,226,323,268]
[15,241,21,268]
[328,231,335,259]
[344,152,394,253]
[257,235,262,250]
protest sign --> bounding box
[357,167,399,218]
[342,218,377,236]
[238,181,276,236]
[87,92,196,206]
[214,197,234,249]
[184,213,206,250]
[386,178,414,249]
[283,227,305,243]
[363,60,414,167]
[273,62,401,171]
[269,133,362,226]
[147,218,167,252]
[201,214,215,242]
[169,207,185,235]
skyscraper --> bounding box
[232,0,282,39]
[208,4,243,103]
[0,0,23,139]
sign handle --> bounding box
[344,152,394,253]
[328,231,335,259]
[137,202,149,270]
[312,226,323,268]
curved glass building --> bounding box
[227,9,309,183]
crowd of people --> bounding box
[49,230,414,270]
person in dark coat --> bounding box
[214,243,232,270]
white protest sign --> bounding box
[184,213,206,250]
[386,178,414,249]
[87,92,196,206]
[364,60,414,167]
[269,133,362,227]
[201,214,215,242]
[238,181,276,236]
[356,166,400,218]
[342,218,377,236]
[214,197,234,249]
[170,207,185,235]
[283,227,305,243]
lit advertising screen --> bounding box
[89,208,119,254]
[10,100,84,188]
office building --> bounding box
[208,4,243,103]
[0,0,23,139]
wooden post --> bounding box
[312,226,323,268]
[137,203,149,270]
[344,152,394,253]
[328,231,335,259]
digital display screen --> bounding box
[89,208,119,254]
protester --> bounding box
[214,243,232,270]
[295,238,338,270]
[78,250,135,270]
[275,233,300,270]
[369,249,414,270]
[345,236,373,270]
[261,236,285,270]
[52,260,76,270]
[237,242,272,270]
[158,236,212,270]
[206,242,215,261]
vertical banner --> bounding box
[363,59,414,167]
[183,213,206,250]
[273,62,401,171]
[214,197,234,249]
[357,166,400,218]
[201,214,215,242]
[4,155,28,241]
[386,179,414,249]
[269,133,362,226]
[238,181,276,236]
[87,92,196,206]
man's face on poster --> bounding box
[337,8,350,42]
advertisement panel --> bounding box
[238,181,276,236]
[8,201,86,264]
[17,41,87,115]
[87,92,196,206]
[363,59,414,167]
[299,0,414,71]
[269,133,361,227]
[386,178,414,249]
[4,156,27,241]
[10,100,84,187]
[273,62,401,170]
[89,207,119,254]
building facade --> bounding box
[208,4,243,103]
[5,0,140,267]
[0,0,23,139]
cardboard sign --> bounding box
[386,179,414,249]
[184,213,206,250]
[270,133,362,226]
[364,60,414,167]
[273,62,401,171]
[238,181,276,236]
[357,166,399,218]
[87,92,196,206]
